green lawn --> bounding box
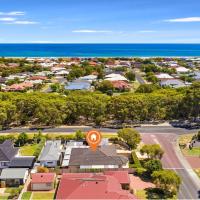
[135,189,147,199]
[0,194,9,200]
[19,144,39,156]
[32,192,54,200]
[21,192,32,200]
[179,134,200,156]
[186,147,200,156]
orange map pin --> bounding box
[86,130,102,151]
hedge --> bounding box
[131,151,142,168]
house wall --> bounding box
[31,183,54,191]
[0,162,10,168]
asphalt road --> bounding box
[0,126,199,135]
[142,133,200,199]
[1,125,199,199]
[135,72,146,84]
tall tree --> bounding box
[117,128,141,149]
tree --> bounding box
[125,71,135,81]
[136,84,160,93]
[75,130,85,140]
[140,144,164,159]
[144,159,163,174]
[117,128,141,149]
[152,170,181,195]
[183,82,200,119]
[97,80,114,94]
[33,131,43,143]
[16,132,28,146]
[197,131,200,141]
[50,83,61,92]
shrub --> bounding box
[131,151,142,168]
[135,167,147,176]
[37,166,49,173]
[33,138,46,158]
[144,159,163,174]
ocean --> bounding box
[0,43,200,57]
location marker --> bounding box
[86,130,102,151]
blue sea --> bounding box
[0,43,200,57]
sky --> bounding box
[0,0,200,43]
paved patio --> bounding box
[129,174,155,190]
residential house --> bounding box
[0,140,19,168]
[38,140,62,167]
[65,80,92,90]
[176,66,190,73]
[0,77,6,84]
[105,73,128,82]
[4,82,33,92]
[61,141,88,168]
[193,71,200,80]
[68,145,128,170]
[155,73,174,79]
[9,156,35,169]
[79,75,97,82]
[111,80,131,91]
[104,171,130,189]
[31,173,56,191]
[160,79,186,88]
[29,76,47,81]
[55,70,69,76]
[0,168,29,187]
[56,173,136,199]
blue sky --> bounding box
[0,0,200,43]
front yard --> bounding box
[179,133,200,157]
[19,143,39,156]
[21,192,54,200]
[32,192,54,200]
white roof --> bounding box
[176,67,190,72]
[105,73,127,81]
[55,70,69,75]
[79,75,97,80]
[51,67,66,72]
[155,73,174,79]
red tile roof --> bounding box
[104,171,130,185]
[111,81,130,89]
[31,173,56,183]
[56,173,137,199]
[29,76,47,80]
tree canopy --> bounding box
[152,170,181,195]
[117,128,141,149]
[140,144,164,159]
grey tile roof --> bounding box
[69,145,128,166]
[38,140,61,161]
[0,168,28,179]
[10,156,35,168]
[0,140,19,162]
